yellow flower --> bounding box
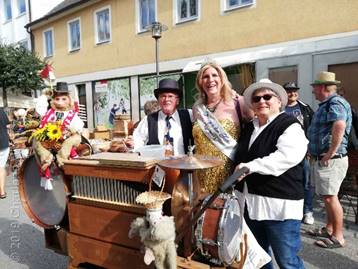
[47,123,62,141]
[31,126,47,141]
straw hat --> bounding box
[14,108,26,118]
[244,78,288,109]
[311,71,340,86]
[136,191,171,209]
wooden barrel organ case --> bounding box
[19,152,241,269]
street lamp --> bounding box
[147,21,168,87]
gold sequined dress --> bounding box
[193,119,240,194]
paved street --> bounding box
[0,172,68,269]
[0,171,357,269]
[299,196,358,269]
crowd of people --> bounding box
[130,66,352,268]
[0,63,353,268]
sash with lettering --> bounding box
[195,104,238,161]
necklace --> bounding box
[206,98,222,113]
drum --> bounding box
[18,155,68,228]
[195,192,243,265]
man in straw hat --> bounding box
[307,71,352,249]
[235,78,308,268]
[132,78,193,156]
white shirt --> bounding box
[133,110,193,156]
[35,95,49,117]
[238,112,308,221]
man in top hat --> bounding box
[307,71,352,248]
[132,78,193,156]
[235,78,308,269]
[283,82,315,225]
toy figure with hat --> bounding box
[31,82,84,190]
[128,190,177,269]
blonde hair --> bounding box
[195,62,232,104]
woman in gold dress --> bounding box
[193,62,252,193]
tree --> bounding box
[0,43,46,107]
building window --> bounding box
[17,0,26,15]
[4,0,12,21]
[94,7,111,44]
[68,18,81,51]
[139,73,181,118]
[176,0,198,23]
[93,78,131,128]
[224,0,254,11]
[137,0,156,32]
[43,29,54,57]
[268,66,298,86]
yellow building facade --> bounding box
[28,0,358,128]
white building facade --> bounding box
[0,0,63,49]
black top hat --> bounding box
[283,82,300,90]
[154,79,182,99]
[54,82,69,95]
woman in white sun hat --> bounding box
[235,78,308,269]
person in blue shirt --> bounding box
[307,71,352,249]
[283,82,315,225]
[109,104,119,126]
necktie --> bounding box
[56,112,64,120]
[164,116,174,156]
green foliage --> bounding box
[0,43,46,94]
[108,79,130,100]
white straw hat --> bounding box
[243,78,288,108]
[136,191,171,210]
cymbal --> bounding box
[158,155,224,171]
[171,172,201,230]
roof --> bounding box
[26,0,96,30]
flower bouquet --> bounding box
[30,122,63,151]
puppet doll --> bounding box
[32,82,84,190]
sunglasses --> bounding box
[252,94,276,103]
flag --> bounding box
[40,64,56,81]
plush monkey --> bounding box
[32,82,84,190]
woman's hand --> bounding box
[235,163,250,182]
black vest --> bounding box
[147,109,193,154]
[236,113,304,200]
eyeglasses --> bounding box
[252,94,276,103]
